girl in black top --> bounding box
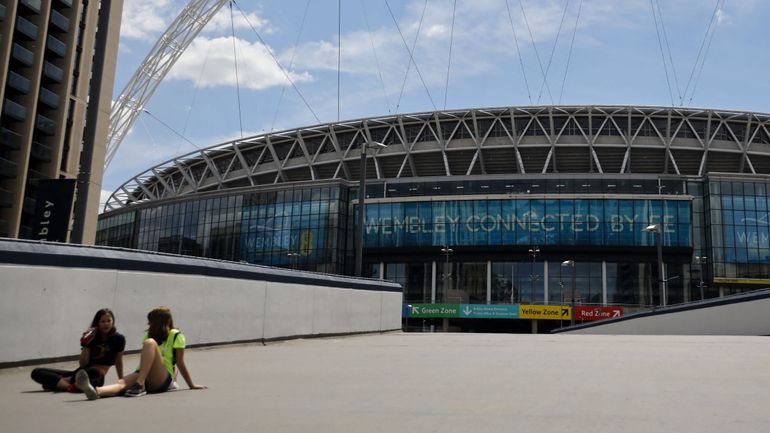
[31,308,125,392]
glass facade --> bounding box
[97,174,770,311]
[97,183,350,274]
[707,178,770,279]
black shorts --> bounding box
[147,373,173,394]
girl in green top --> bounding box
[77,307,207,400]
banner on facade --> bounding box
[32,179,76,242]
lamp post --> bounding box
[528,246,540,303]
[695,255,708,301]
[510,264,516,304]
[354,140,387,277]
[287,252,300,270]
[441,245,454,294]
[561,260,576,326]
[642,224,665,306]
[405,304,412,332]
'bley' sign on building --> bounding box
[32,179,76,242]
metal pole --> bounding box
[570,263,576,327]
[696,255,707,301]
[446,250,450,292]
[529,246,539,304]
[442,246,453,294]
[699,270,704,300]
[656,229,665,306]
[531,253,535,304]
[354,145,367,277]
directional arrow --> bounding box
[561,308,569,317]
[612,310,621,318]
[463,306,473,316]
[411,306,420,315]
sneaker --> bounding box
[124,382,146,397]
[75,370,98,400]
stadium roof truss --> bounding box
[105,105,770,211]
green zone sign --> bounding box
[405,303,568,320]
[407,304,460,318]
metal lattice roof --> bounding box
[105,105,770,211]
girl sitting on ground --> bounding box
[77,306,206,399]
[31,308,125,392]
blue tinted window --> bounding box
[734,195,746,210]
[745,195,756,211]
[678,201,690,222]
[723,209,734,225]
[722,196,733,210]
[403,202,419,246]
[757,196,768,212]
[418,202,433,245]
[723,226,735,248]
[760,225,770,249]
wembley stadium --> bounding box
[96,105,770,331]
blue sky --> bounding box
[103,0,770,208]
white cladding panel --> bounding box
[0,265,400,364]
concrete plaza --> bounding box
[1,332,768,433]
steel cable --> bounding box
[650,0,675,106]
[536,0,570,105]
[518,0,554,104]
[271,0,312,131]
[505,0,532,104]
[360,0,392,114]
[558,0,583,104]
[230,1,244,138]
[683,0,723,105]
[232,0,320,123]
[443,0,458,109]
[385,0,437,112]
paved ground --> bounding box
[2,332,769,433]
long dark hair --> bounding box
[90,308,117,337]
[147,307,175,343]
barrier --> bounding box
[553,289,770,335]
[0,239,402,366]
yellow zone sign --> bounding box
[713,277,770,285]
[519,305,571,320]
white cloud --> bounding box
[716,8,730,25]
[120,0,175,40]
[99,189,114,213]
[424,24,448,38]
[167,37,313,91]
[119,1,272,42]
[203,6,274,35]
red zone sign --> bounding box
[573,306,623,321]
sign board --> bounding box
[407,304,460,318]
[459,304,519,319]
[713,277,770,285]
[32,179,76,242]
[573,306,623,321]
[519,305,570,320]
[403,304,623,322]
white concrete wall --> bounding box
[566,296,770,335]
[0,264,402,365]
